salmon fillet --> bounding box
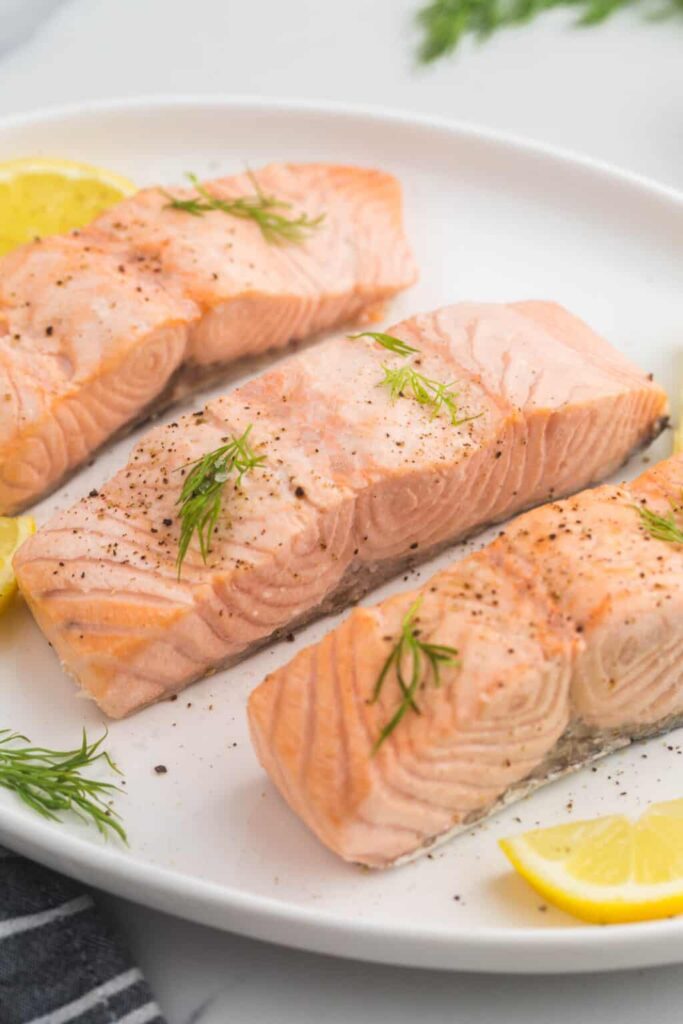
[14,301,667,718]
[0,163,416,514]
[248,455,683,867]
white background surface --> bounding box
[0,1,681,1021]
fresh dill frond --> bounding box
[162,171,324,244]
[0,729,126,841]
[371,598,459,752]
[378,362,478,427]
[416,0,683,63]
[352,331,479,427]
[633,498,683,545]
[348,331,421,357]
[176,425,265,576]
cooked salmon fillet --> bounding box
[249,455,683,867]
[0,163,416,514]
[14,301,667,718]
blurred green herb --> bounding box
[416,0,683,63]
[348,331,421,357]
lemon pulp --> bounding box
[0,516,35,613]
[0,157,135,256]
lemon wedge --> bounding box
[0,516,35,613]
[500,800,683,924]
[0,157,135,256]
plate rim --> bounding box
[1,93,682,974]
[1,92,681,206]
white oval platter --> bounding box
[0,96,682,973]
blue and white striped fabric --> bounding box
[0,847,165,1024]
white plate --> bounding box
[1,97,682,974]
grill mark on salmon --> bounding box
[248,455,683,867]
[0,164,416,514]
[14,301,667,719]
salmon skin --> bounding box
[14,301,667,719]
[249,455,683,868]
[0,163,416,514]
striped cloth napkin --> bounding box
[0,846,165,1024]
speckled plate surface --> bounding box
[1,96,682,973]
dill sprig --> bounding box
[352,330,478,426]
[162,171,324,244]
[176,425,265,576]
[371,598,459,752]
[379,363,478,427]
[416,0,683,63]
[633,498,683,545]
[0,729,126,841]
[348,331,421,357]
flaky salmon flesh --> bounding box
[249,455,683,868]
[13,301,667,718]
[0,163,416,514]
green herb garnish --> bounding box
[162,171,324,244]
[0,729,126,841]
[378,363,478,427]
[176,425,265,576]
[633,498,683,545]
[371,598,459,752]
[416,0,683,63]
[353,331,478,426]
[349,331,421,357]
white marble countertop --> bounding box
[0,1,681,1020]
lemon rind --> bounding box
[500,835,683,924]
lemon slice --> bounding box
[500,800,683,924]
[0,516,35,613]
[0,157,135,256]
